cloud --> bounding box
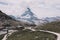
[0,0,27,16]
[0,2,8,5]
[28,0,60,18]
[0,0,60,18]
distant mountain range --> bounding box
[43,17,60,22]
[10,7,60,25]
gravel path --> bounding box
[2,30,17,40]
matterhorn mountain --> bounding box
[16,8,41,25]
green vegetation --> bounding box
[35,21,60,33]
[7,29,57,40]
[0,34,5,40]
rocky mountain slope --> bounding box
[0,10,14,29]
[0,11,15,21]
[0,10,36,30]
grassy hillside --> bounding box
[35,21,60,33]
[7,29,57,40]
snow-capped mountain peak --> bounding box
[21,8,37,19]
[20,7,39,19]
[18,7,40,25]
[21,8,34,16]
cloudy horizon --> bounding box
[0,0,60,18]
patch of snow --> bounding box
[21,14,31,18]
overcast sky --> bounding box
[0,0,60,18]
